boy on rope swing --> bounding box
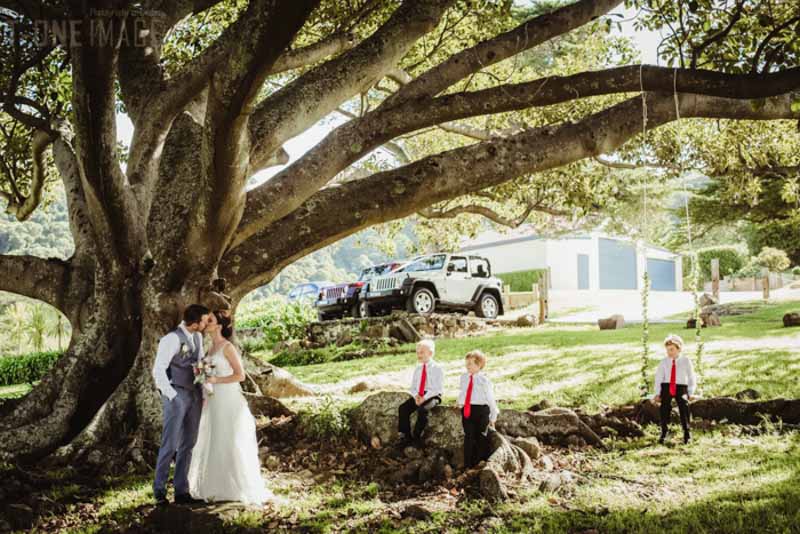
[654,334,697,445]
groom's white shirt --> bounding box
[152,322,204,401]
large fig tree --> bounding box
[0,0,798,463]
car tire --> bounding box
[475,292,499,319]
[356,300,371,318]
[317,311,328,322]
[406,286,436,315]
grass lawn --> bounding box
[13,426,798,533]
[3,300,799,533]
[267,300,800,413]
[0,382,32,399]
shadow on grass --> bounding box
[505,465,800,533]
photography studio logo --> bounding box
[0,8,165,49]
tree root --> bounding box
[479,430,536,500]
[602,394,800,426]
[497,407,605,448]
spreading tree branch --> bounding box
[247,0,454,173]
[234,65,800,247]
[382,0,623,107]
[2,129,52,221]
[0,254,70,312]
[419,200,566,227]
[223,91,800,297]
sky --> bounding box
[115,5,662,185]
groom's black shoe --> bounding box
[174,494,203,505]
[154,494,169,506]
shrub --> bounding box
[755,247,791,273]
[684,246,745,282]
[496,269,547,292]
[0,351,61,386]
[270,341,395,367]
[792,266,800,276]
[237,296,315,345]
[298,395,351,442]
[734,257,762,278]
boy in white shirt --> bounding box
[457,350,499,468]
[398,339,444,446]
[654,334,697,444]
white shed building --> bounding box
[459,228,683,291]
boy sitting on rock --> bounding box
[398,339,443,447]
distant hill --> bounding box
[0,186,73,260]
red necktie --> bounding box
[463,375,474,418]
[418,363,427,397]
[669,359,677,397]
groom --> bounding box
[152,304,211,506]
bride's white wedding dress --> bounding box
[188,343,272,505]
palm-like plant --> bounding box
[27,304,48,353]
[4,303,29,354]
[51,312,70,351]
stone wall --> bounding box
[306,311,530,347]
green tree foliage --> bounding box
[755,246,791,272]
[237,296,316,345]
[742,220,800,266]
[683,245,747,282]
[496,269,547,292]
[629,0,800,73]
[0,351,60,385]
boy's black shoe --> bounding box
[174,494,203,505]
[154,494,169,506]
[658,430,668,444]
[396,433,413,448]
[683,432,691,444]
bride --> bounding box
[188,311,272,505]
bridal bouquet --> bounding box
[193,356,215,396]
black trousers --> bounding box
[659,383,690,435]
[398,395,441,439]
[462,404,491,468]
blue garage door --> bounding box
[577,254,589,289]
[599,238,637,289]
[647,258,676,291]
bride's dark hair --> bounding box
[214,311,234,340]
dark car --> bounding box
[288,281,334,303]
[315,262,402,321]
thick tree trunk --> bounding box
[0,265,237,467]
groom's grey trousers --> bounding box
[153,386,202,498]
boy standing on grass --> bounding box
[654,334,697,445]
[398,339,444,447]
[457,350,499,468]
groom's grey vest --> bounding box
[167,328,201,390]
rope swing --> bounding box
[673,69,704,395]
[637,67,704,398]
[638,65,651,397]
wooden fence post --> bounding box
[538,269,550,322]
[711,258,720,301]
[538,277,546,324]
[762,268,770,301]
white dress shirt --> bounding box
[457,372,499,422]
[407,359,444,401]
[152,323,204,400]
[654,355,697,396]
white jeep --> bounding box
[362,253,504,319]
